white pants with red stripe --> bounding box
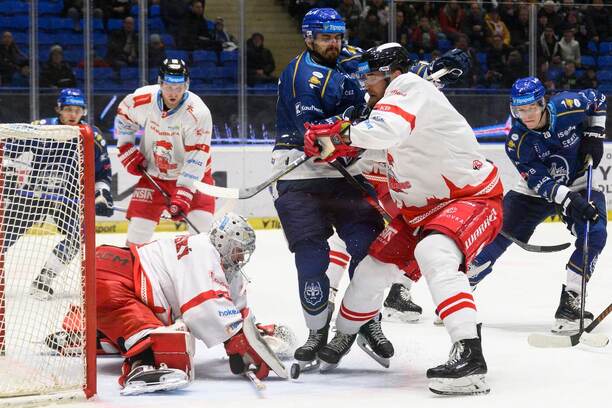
[336,233,477,343]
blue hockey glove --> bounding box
[560,191,599,223]
[95,188,114,217]
[429,48,471,87]
[579,126,605,170]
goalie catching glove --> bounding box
[303,120,360,162]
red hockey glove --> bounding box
[118,143,146,176]
[303,120,360,162]
[169,186,193,221]
[224,330,271,380]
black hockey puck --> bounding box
[290,363,301,379]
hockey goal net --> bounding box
[0,124,96,405]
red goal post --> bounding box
[0,124,96,405]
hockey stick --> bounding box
[328,160,569,253]
[527,302,611,348]
[193,154,311,199]
[580,158,593,333]
[141,169,200,233]
[245,370,266,392]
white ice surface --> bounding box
[79,223,611,407]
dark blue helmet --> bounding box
[511,77,545,107]
[357,43,412,77]
[510,76,546,118]
[301,8,345,38]
[430,48,471,87]
[57,88,86,109]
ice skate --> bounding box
[45,330,82,356]
[552,285,594,334]
[120,363,189,396]
[383,283,422,323]
[356,318,394,368]
[291,324,329,376]
[427,326,489,396]
[30,268,56,301]
[317,331,356,372]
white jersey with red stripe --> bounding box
[114,84,213,190]
[133,233,247,347]
[349,73,501,226]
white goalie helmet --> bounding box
[209,213,256,280]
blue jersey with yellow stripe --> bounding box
[505,89,607,202]
[275,46,366,151]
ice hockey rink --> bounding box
[55,221,609,408]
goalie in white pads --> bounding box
[87,213,288,395]
[304,43,503,395]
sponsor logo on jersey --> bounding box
[557,124,577,139]
[132,187,154,202]
[218,309,241,317]
[472,160,483,170]
[312,71,323,79]
[389,89,407,97]
[308,75,321,87]
[511,133,519,141]
[507,140,516,150]
[378,225,398,244]
[548,155,570,183]
[174,235,192,260]
[294,102,323,116]
[303,280,323,306]
[464,208,498,250]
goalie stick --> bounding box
[527,302,612,348]
[193,154,311,199]
[327,160,570,253]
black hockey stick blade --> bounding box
[527,302,612,348]
[500,231,571,253]
[194,154,311,199]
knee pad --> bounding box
[187,209,214,234]
[127,217,158,245]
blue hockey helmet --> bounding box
[301,8,345,39]
[57,88,86,109]
[510,76,546,118]
[158,58,189,85]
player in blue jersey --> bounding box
[273,8,390,370]
[1,88,114,300]
[468,77,607,333]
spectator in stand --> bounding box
[510,7,529,54]
[62,1,104,32]
[562,11,589,52]
[246,33,276,87]
[484,34,511,88]
[336,0,362,30]
[439,0,465,43]
[412,16,438,55]
[558,61,578,90]
[585,0,609,47]
[161,0,190,37]
[539,25,558,64]
[461,1,486,51]
[556,27,581,66]
[558,0,580,22]
[359,9,386,50]
[577,66,598,89]
[397,1,418,29]
[360,0,388,27]
[78,49,110,68]
[40,45,77,89]
[0,31,28,86]
[484,7,511,47]
[212,17,238,51]
[547,54,564,83]
[346,21,361,47]
[108,0,132,20]
[502,49,528,88]
[498,1,518,30]
[395,9,412,49]
[537,14,549,38]
[538,0,562,33]
[176,0,222,64]
[149,34,166,68]
[453,33,480,88]
[106,16,138,70]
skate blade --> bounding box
[551,318,593,335]
[433,317,444,326]
[290,359,319,379]
[319,361,338,373]
[428,375,490,396]
[383,308,421,323]
[356,335,390,368]
[120,377,189,396]
[29,287,53,301]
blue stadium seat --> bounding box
[148,18,165,33]
[59,33,83,45]
[190,67,208,79]
[598,56,612,68]
[160,34,174,48]
[476,52,487,65]
[150,5,161,17]
[1,2,29,15]
[12,32,28,45]
[38,32,56,45]
[587,41,598,54]
[120,67,139,80]
[93,67,116,80]
[74,68,84,81]
[596,70,612,82]
[221,50,238,63]
[39,2,63,15]
[63,49,83,64]
[39,18,74,32]
[600,42,612,55]
[165,49,189,61]
[193,50,217,63]
[0,15,29,31]
[581,55,596,68]
[437,39,452,52]
[107,19,123,31]
[599,84,612,94]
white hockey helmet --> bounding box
[209,213,256,280]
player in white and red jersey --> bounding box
[114,59,215,244]
[76,213,289,395]
[303,43,503,396]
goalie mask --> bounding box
[209,213,256,281]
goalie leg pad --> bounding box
[150,330,196,382]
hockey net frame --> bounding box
[0,124,96,405]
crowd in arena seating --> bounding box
[283,0,612,92]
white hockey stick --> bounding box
[527,302,612,348]
[194,154,311,199]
